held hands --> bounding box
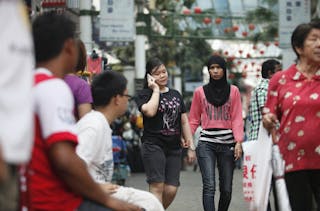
[181,138,196,164]
[234,142,242,161]
[187,149,196,164]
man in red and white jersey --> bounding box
[23,11,143,211]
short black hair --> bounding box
[91,71,127,107]
[291,20,320,60]
[261,59,280,79]
[32,11,76,63]
[143,58,163,88]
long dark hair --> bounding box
[143,58,164,89]
[75,39,87,72]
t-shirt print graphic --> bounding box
[159,97,180,136]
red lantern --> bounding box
[260,50,264,55]
[232,25,239,32]
[242,31,248,37]
[246,53,251,58]
[248,23,255,31]
[224,51,229,56]
[242,71,247,78]
[237,60,242,65]
[274,41,279,46]
[203,17,212,24]
[228,73,235,79]
[256,73,260,78]
[251,62,255,66]
[227,56,235,62]
[194,7,202,14]
[224,27,231,34]
[183,9,191,15]
[238,50,243,54]
[252,45,257,50]
[215,18,222,25]
[265,42,270,47]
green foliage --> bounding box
[261,0,278,7]
[147,1,213,87]
[245,7,276,23]
[245,6,278,42]
[183,0,195,8]
[113,43,135,66]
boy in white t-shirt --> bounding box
[76,71,164,211]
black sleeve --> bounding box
[134,89,152,111]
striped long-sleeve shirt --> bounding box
[189,85,244,143]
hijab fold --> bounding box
[203,55,230,107]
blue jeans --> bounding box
[196,141,235,211]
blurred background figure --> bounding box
[64,39,93,121]
[0,1,34,210]
[246,59,281,211]
[247,59,281,143]
[112,132,130,186]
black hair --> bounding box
[291,20,320,60]
[91,71,127,107]
[261,59,280,79]
[75,39,87,72]
[143,58,164,88]
[32,11,76,63]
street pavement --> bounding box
[125,166,259,211]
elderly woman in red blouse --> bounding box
[263,21,320,211]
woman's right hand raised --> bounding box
[147,74,159,91]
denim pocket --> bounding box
[196,141,209,158]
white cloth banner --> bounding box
[242,123,272,211]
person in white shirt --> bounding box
[0,1,34,210]
[76,71,164,211]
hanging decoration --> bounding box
[203,17,212,24]
[194,6,202,14]
[215,17,222,24]
[248,23,255,31]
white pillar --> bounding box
[79,0,92,52]
[281,48,296,70]
[135,35,146,79]
[174,76,182,94]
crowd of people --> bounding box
[0,1,319,211]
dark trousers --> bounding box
[285,170,320,211]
